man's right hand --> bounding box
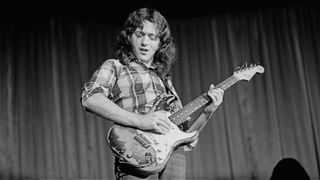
[138,111,173,134]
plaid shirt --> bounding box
[81,59,182,114]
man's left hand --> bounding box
[204,84,224,114]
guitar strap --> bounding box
[162,77,182,109]
[162,77,189,131]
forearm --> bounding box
[187,101,219,133]
[82,93,140,128]
[186,111,213,133]
[183,111,214,151]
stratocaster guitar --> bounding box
[106,63,264,176]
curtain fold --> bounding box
[1,6,319,179]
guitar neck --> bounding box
[168,75,239,126]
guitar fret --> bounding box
[217,76,238,91]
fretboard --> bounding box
[168,75,239,125]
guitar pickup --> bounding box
[134,134,151,148]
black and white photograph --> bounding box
[0,1,319,179]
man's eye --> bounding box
[134,31,158,40]
[135,32,144,37]
[149,35,158,40]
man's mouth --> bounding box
[140,48,148,51]
[139,48,148,55]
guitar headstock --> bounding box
[233,63,265,81]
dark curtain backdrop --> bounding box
[1,6,319,180]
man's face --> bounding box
[130,21,160,65]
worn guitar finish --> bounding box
[107,95,199,176]
[106,64,265,176]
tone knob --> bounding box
[126,154,133,158]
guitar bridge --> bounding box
[134,134,151,148]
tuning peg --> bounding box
[239,63,244,71]
[234,66,241,72]
[243,62,248,69]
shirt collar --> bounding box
[128,55,156,70]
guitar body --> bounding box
[106,95,198,176]
[107,124,198,175]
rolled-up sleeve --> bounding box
[81,59,117,108]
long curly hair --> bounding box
[114,8,177,81]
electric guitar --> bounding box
[106,63,265,176]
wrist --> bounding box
[204,111,214,118]
[203,106,217,120]
[131,113,142,128]
[204,104,216,114]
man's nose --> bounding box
[141,35,149,46]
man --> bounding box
[81,8,224,180]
